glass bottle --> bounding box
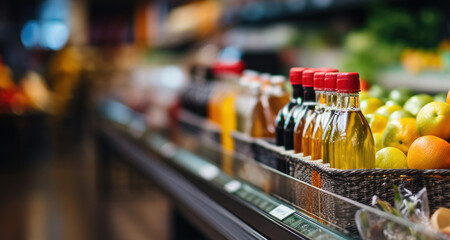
[236,70,258,133]
[302,69,339,156]
[268,75,290,123]
[293,70,317,154]
[329,73,375,169]
[275,68,306,147]
[281,68,307,149]
[314,72,339,161]
[251,81,275,138]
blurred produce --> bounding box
[388,110,413,121]
[431,207,450,235]
[403,94,434,116]
[388,88,414,106]
[342,5,445,81]
[0,61,50,115]
[434,92,447,103]
[374,105,401,118]
[21,72,50,112]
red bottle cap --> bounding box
[337,72,360,93]
[314,69,339,90]
[324,72,338,91]
[289,67,308,85]
[302,70,315,87]
[316,67,339,73]
[212,60,245,75]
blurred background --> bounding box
[0,0,449,239]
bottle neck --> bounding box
[292,84,303,104]
[315,91,326,109]
[303,86,315,102]
[338,92,360,111]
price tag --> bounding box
[269,205,296,221]
[224,180,241,193]
[198,165,219,180]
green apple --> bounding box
[389,110,414,121]
[388,88,414,106]
[374,105,402,117]
[368,84,389,99]
[403,94,434,116]
[434,92,447,103]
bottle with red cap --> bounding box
[317,72,339,162]
[276,68,307,148]
[293,68,338,154]
[303,70,338,159]
[326,72,375,169]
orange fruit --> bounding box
[416,102,450,140]
[447,90,450,104]
[382,118,420,154]
[407,136,450,169]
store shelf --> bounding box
[97,100,446,240]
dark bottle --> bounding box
[281,68,308,150]
[275,68,306,146]
[293,68,339,154]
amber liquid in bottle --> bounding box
[321,92,338,163]
[269,88,290,123]
[329,93,375,169]
[293,86,315,154]
[251,84,275,138]
[308,91,326,159]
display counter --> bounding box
[96,100,444,240]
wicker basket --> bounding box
[231,131,256,160]
[421,169,450,212]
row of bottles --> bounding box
[234,70,290,138]
[275,68,375,169]
[180,62,374,169]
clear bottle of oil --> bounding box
[309,73,330,159]
[328,73,375,169]
[302,69,339,156]
[314,72,339,161]
[279,68,307,149]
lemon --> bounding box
[361,97,384,115]
[389,110,414,121]
[382,118,420,154]
[365,114,388,133]
[416,101,450,140]
[375,147,408,169]
[373,132,383,152]
[374,105,402,117]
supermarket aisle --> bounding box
[0,82,172,240]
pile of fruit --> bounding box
[360,83,450,169]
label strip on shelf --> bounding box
[269,205,296,221]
